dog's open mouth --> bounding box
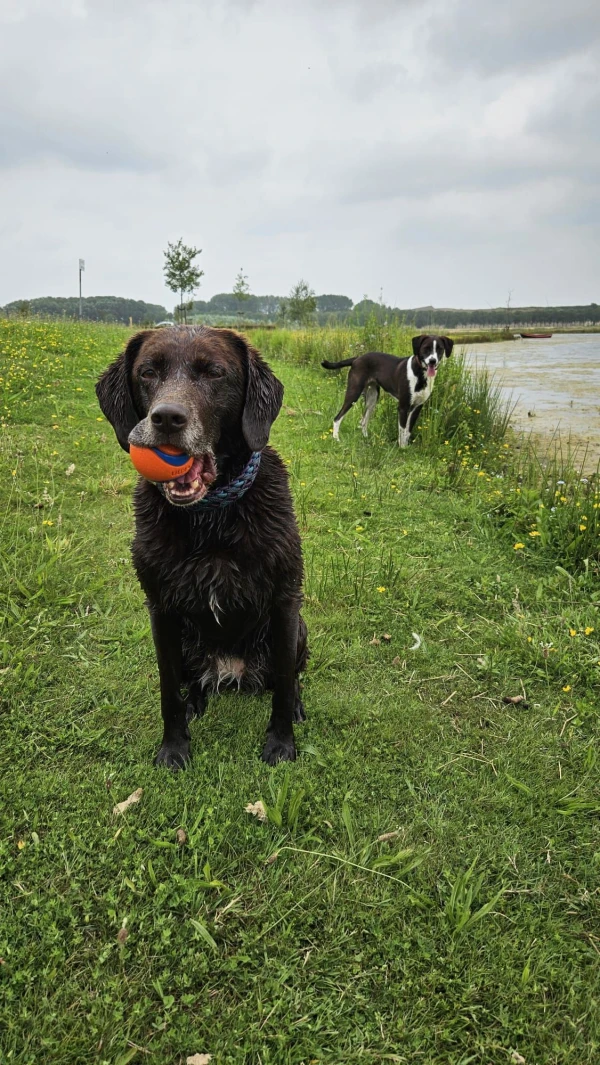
[426,363,438,379]
[162,453,217,506]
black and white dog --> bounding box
[322,334,454,447]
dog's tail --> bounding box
[321,357,357,370]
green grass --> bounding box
[1,319,599,1065]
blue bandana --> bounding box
[157,451,262,512]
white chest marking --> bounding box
[200,655,245,692]
[406,357,434,408]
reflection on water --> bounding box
[462,333,600,464]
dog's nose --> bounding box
[150,403,189,434]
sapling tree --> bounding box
[163,239,204,324]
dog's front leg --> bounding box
[262,597,300,765]
[408,404,424,440]
[398,405,410,448]
[149,606,191,770]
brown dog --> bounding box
[96,326,307,770]
[322,334,453,446]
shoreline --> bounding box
[451,326,600,344]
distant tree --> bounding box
[207,293,239,315]
[163,238,204,324]
[0,296,169,324]
[288,280,317,326]
[316,294,353,313]
[351,298,381,324]
[232,268,251,317]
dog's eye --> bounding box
[207,366,226,378]
[140,366,158,380]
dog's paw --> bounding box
[293,697,307,723]
[261,732,297,766]
[154,738,191,771]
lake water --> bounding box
[462,332,600,464]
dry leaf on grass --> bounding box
[382,634,392,643]
[265,851,279,865]
[377,831,401,843]
[65,464,76,476]
[392,656,402,666]
[510,1053,526,1064]
[245,800,267,822]
[112,788,143,816]
[369,636,381,646]
[187,1055,212,1065]
[117,927,128,946]
[502,695,529,707]
[176,828,187,845]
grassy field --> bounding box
[1,319,599,1065]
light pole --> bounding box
[79,259,85,319]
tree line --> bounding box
[2,230,598,329]
[398,303,600,329]
[0,295,170,324]
[2,290,599,329]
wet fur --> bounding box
[96,326,308,769]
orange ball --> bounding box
[129,444,194,482]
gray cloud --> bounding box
[427,0,600,74]
[0,113,164,171]
[0,0,598,310]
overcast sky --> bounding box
[1,0,599,310]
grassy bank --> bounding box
[1,320,599,1065]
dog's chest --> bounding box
[151,546,270,632]
[406,363,433,409]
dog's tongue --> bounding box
[175,453,217,487]
[427,364,437,378]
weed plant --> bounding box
[0,319,599,1064]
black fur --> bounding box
[96,325,307,769]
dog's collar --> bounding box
[156,450,262,512]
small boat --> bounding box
[520,332,553,339]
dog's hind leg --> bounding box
[293,614,308,723]
[332,371,366,440]
[293,679,307,722]
[360,382,379,438]
[185,681,207,723]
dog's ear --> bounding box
[411,335,428,357]
[95,331,150,452]
[440,336,454,358]
[233,333,284,450]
